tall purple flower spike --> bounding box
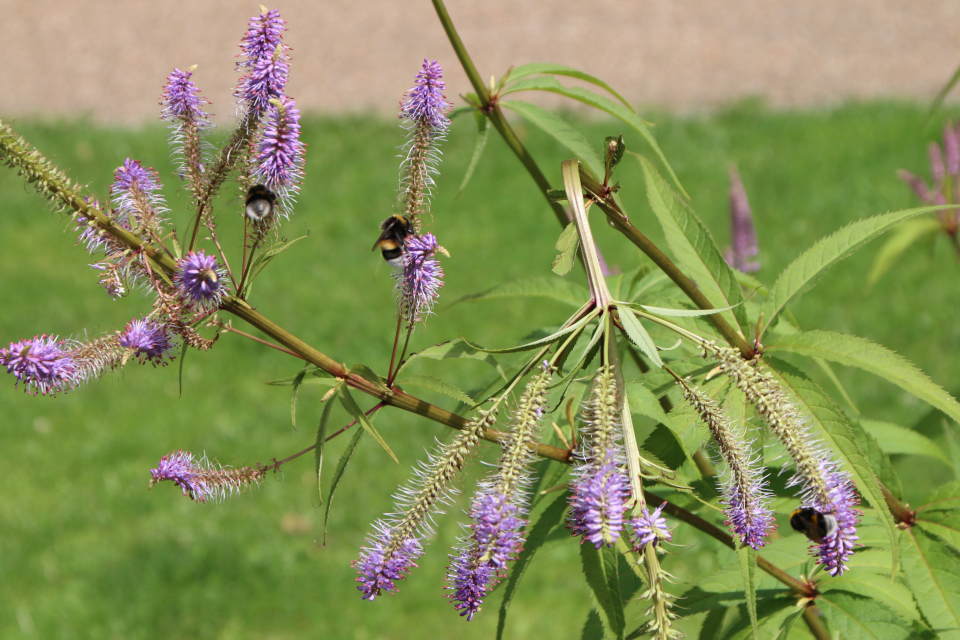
[725,165,759,273]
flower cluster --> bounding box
[713,345,861,575]
[175,250,227,309]
[629,504,672,550]
[236,9,290,114]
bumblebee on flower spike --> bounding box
[372,214,414,267]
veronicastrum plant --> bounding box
[3,3,960,639]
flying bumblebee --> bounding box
[372,214,414,267]
[789,507,838,544]
[245,184,277,222]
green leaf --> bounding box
[322,426,364,543]
[553,221,580,276]
[616,305,663,368]
[579,544,625,639]
[768,363,899,569]
[453,275,589,308]
[854,421,903,501]
[397,338,506,379]
[289,367,309,430]
[398,373,475,406]
[461,311,595,354]
[867,216,941,286]
[861,419,952,465]
[637,156,747,335]
[314,399,334,504]
[736,539,759,640]
[758,206,950,337]
[902,523,960,638]
[337,386,397,464]
[501,99,604,177]
[823,567,922,627]
[456,111,490,198]
[503,76,684,195]
[766,330,960,427]
[817,590,916,640]
[504,63,634,109]
[581,609,605,640]
[624,300,744,318]
[349,363,390,394]
[497,492,569,640]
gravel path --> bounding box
[3,0,959,124]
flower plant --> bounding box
[3,4,960,639]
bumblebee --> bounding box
[245,184,277,222]
[372,214,414,267]
[789,507,838,544]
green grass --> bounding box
[2,101,959,638]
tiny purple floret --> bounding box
[629,504,671,551]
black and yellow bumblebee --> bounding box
[245,184,277,222]
[789,507,838,544]
[372,214,414,267]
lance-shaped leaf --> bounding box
[860,419,952,465]
[501,100,604,177]
[502,75,684,195]
[638,156,748,336]
[314,399,334,503]
[580,544,625,640]
[867,216,941,286]
[322,427,365,543]
[503,63,634,109]
[397,338,506,379]
[451,276,589,308]
[616,305,662,368]
[337,386,397,464]
[456,111,490,198]
[553,221,580,275]
[737,544,760,640]
[396,373,475,406]
[816,589,917,640]
[765,330,960,427]
[461,310,596,354]
[758,206,951,338]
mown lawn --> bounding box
[1,101,959,639]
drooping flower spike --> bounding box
[713,345,860,575]
[568,366,630,549]
[119,317,177,366]
[354,409,498,601]
[149,450,265,503]
[446,363,552,620]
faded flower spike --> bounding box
[725,165,760,273]
[237,9,290,113]
[629,504,672,551]
[119,318,176,366]
[682,384,775,549]
[394,233,445,329]
[446,365,552,620]
[176,250,227,308]
[1,335,78,395]
[149,450,264,503]
[253,96,304,206]
[354,409,497,601]
[712,345,861,575]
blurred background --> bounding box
[3,2,960,639]
[3,0,960,124]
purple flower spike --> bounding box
[945,123,960,178]
[253,96,304,206]
[629,504,671,551]
[721,478,776,550]
[1,335,78,395]
[473,492,525,568]
[119,318,176,366]
[569,449,629,548]
[161,67,211,123]
[725,165,760,273]
[150,450,215,502]
[401,59,452,132]
[354,524,423,601]
[809,467,861,576]
[447,542,497,621]
[176,250,227,308]
[394,233,444,329]
[237,9,290,112]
